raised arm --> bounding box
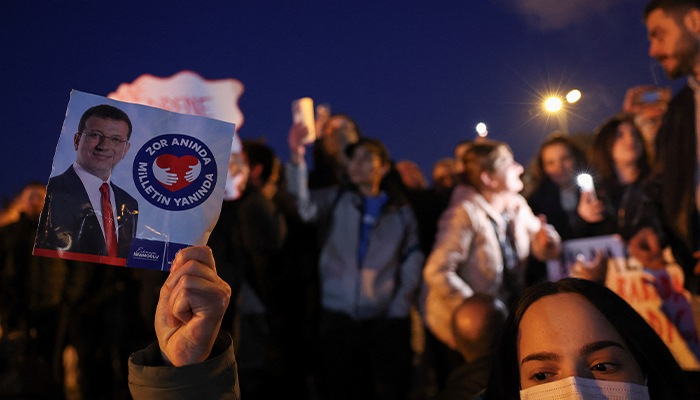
[156,246,231,366]
[129,246,238,400]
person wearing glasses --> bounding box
[35,104,138,260]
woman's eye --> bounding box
[591,363,616,372]
[532,372,550,381]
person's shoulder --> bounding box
[45,166,80,195]
[668,85,694,109]
[47,165,75,184]
[447,184,478,206]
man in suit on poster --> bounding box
[35,104,138,260]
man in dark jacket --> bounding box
[630,0,700,293]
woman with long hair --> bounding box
[484,278,689,400]
[578,115,653,240]
[525,134,588,241]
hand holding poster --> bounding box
[548,235,700,370]
[33,90,235,271]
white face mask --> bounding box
[519,376,650,400]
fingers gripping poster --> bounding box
[33,90,235,271]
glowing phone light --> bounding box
[577,173,594,191]
[476,122,487,137]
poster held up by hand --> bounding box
[33,90,235,271]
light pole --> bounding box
[544,89,580,135]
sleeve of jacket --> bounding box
[128,332,239,400]
[285,161,340,223]
[387,206,425,317]
[423,202,476,300]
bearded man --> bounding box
[631,0,700,293]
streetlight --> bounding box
[545,97,562,112]
[543,89,580,135]
[566,90,581,103]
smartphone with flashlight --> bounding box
[292,97,316,144]
[577,173,597,201]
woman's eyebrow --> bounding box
[520,352,560,366]
[579,340,626,357]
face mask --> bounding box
[519,376,649,400]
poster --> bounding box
[33,90,235,271]
[108,70,245,200]
[548,235,700,370]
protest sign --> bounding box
[547,235,700,370]
[33,90,235,271]
[107,70,244,127]
[108,70,245,200]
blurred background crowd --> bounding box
[4,0,700,399]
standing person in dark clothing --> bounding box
[208,139,288,399]
[432,158,457,195]
[0,182,68,397]
[577,115,656,241]
[630,0,700,292]
[525,134,588,241]
[523,134,588,286]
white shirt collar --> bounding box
[73,162,110,190]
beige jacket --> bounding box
[423,185,560,345]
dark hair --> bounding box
[78,104,133,140]
[644,0,700,20]
[461,140,512,189]
[523,134,587,198]
[344,137,391,165]
[484,278,689,400]
[589,115,650,189]
[453,139,473,154]
[324,113,363,138]
[242,140,277,184]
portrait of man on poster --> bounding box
[35,104,138,260]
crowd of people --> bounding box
[3,0,700,399]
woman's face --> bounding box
[541,143,575,188]
[611,122,643,166]
[488,147,524,194]
[517,293,644,390]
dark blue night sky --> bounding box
[0,0,684,203]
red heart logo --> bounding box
[154,154,200,192]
